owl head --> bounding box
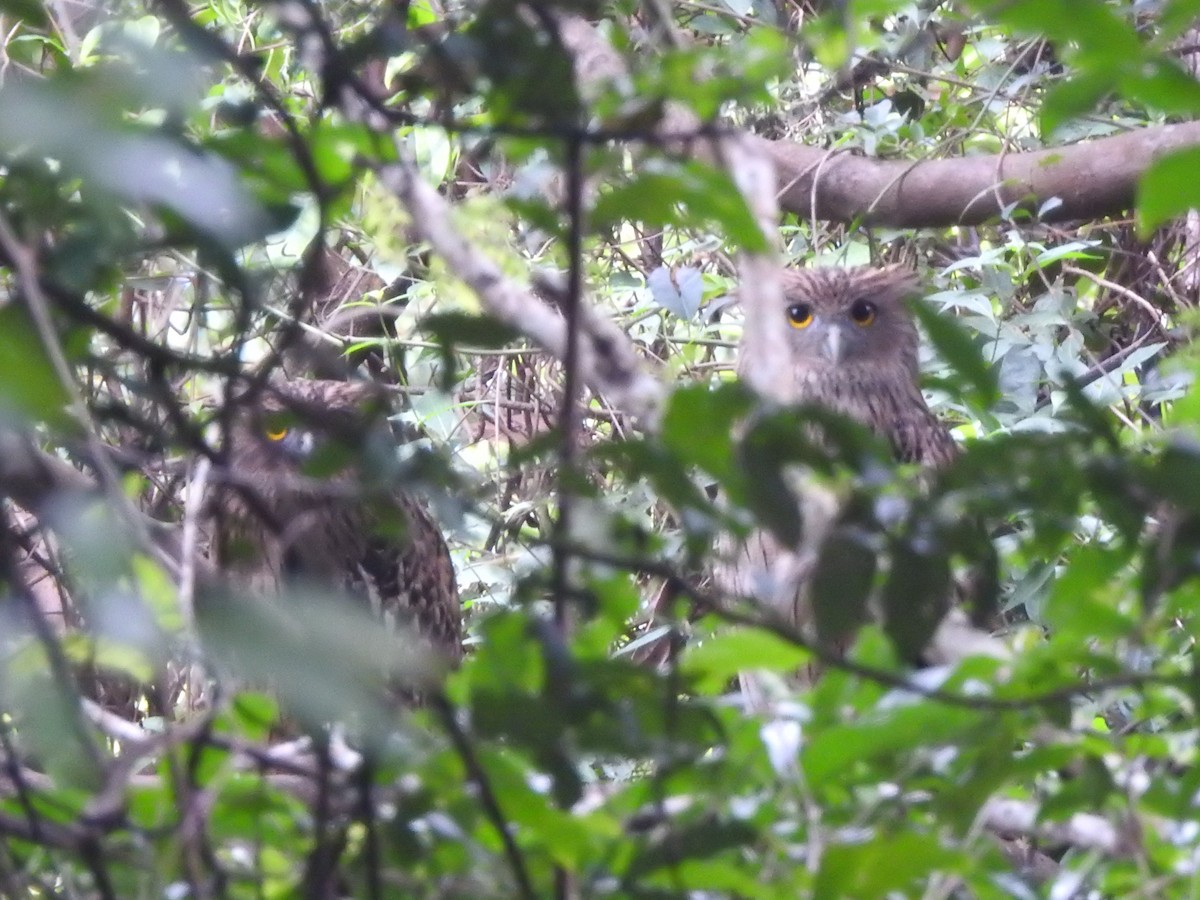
[780,265,921,379]
[228,379,389,476]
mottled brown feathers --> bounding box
[214,379,463,664]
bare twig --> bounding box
[981,797,1131,856]
[430,695,537,899]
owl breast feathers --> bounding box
[773,264,959,469]
[213,379,463,663]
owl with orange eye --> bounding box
[776,264,959,468]
[211,379,463,666]
[727,265,966,683]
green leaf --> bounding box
[10,675,101,789]
[0,76,276,247]
[812,526,877,646]
[1121,57,1200,117]
[737,428,803,547]
[465,2,582,127]
[196,587,443,741]
[981,0,1141,56]
[682,629,810,693]
[1159,0,1200,39]
[816,832,964,896]
[910,298,999,409]
[0,305,72,429]
[627,818,760,879]
[1137,146,1200,235]
[477,746,613,867]
[803,701,984,785]
[661,382,753,479]
[227,691,280,742]
[0,0,48,25]
[1043,544,1133,638]
[423,311,522,389]
[1142,440,1200,513]
[880,535,952,661]
[591,162,769,253]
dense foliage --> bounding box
[3,0,1200,896]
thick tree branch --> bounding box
[763,121,1200,226]
[560,12,1200,228]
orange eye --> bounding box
[787,303,814,329]
[264,426,289,442]
[850,299,877,326]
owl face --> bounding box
[258,417,317,463]
[230,380,382,476]
[780,265,920,377]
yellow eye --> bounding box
[264,426,289,442]
[850,299,877,326]
[787,303,814,329]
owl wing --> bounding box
[888,405,960,469]
[841,384,960,470]
[356,494,463,662]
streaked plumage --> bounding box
[774,265,958,468]
[214,380,463,664]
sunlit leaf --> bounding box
[1138,146,1200,235]
[682,629,810,693]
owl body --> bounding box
[215,380,463,663]
[731,265,960,647]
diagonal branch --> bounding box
[376,157,665,426]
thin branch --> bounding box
[550,133,587,633]
[430,695,537,900]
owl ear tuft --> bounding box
[873,264,921,302]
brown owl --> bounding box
[213,379,463,664]
[731,265,960,661]
[774,264,958,468]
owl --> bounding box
[731,265,960,660]
[212,379,463,665]
[773,264,958,467]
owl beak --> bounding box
[280,429,316,459]
[821,324,843,364]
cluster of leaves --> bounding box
[3,0,1200,897]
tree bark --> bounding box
[763,121,1200,226]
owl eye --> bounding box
[787,303,814,329]
[849,299,877,326]
[264,426,290,442]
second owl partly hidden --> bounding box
[213,379,463,665]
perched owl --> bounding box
[212,379,463,665]
[732,265,960,656]
[774,264,958,468]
